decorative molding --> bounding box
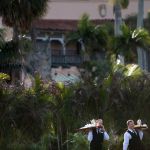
[98,4,107,18]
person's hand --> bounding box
[101,124,105,132]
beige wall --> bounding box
[43,0,150,20]
[1,0,150,40]
[1,1,150,26]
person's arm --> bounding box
[103,131,109,140]
[138,130,144,140]
[123,132,131,150]
[87,130,93,142]
[101,125,109,140]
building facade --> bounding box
[1,0,150,84]
[43,0,150,20]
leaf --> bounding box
[57,82,64,90]
[0,73,10,80]
[121,0,129,9]
[124,64,143,77]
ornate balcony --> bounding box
[52,55,83,67]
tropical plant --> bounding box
[68,133,89,150]
[109,0,129,64]
[0,0,48,32]
[0,73,10,81]
[0,75,53,147]
[67,14,109,60]
[113,24,150,63]
[125,14,137,29]
[0,0,49,82]
[1,63,150,149]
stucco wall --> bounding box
[1,1,150,28]
[43,0,150,20]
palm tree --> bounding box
[111,0,129,36]
[0,0,49,81]
[137,0,147,70]
[111,0,129,64]
[67,14,109,61]
[0,0,48,41]
[113,24,150,63]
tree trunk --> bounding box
[13,25,25,82]
[137,0,147,70]
[28,27,37,75]
[114,2,124,64]
[114,3,122,36]
[137,0,144,28]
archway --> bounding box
[51,40,64,55]
[65,41,82,55]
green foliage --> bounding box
[67,14,109,54]
[113,24,150,62]
[125,14,137,29]
[0,40,20,63]
[19,37,32,55]
[5,134,57,150]
[110,55,143,78]
[0,75,55,148]
[78,14,94,42]
[0,73,10,81]
[0,0,49,30]
[132,28,150,48]
[109,0,129,9]
[120,0,129,9]
[1,1,150,149]
[79,58,150,149]
[1,52,150,149]
[0,60,150,149]
[68,133,89,150]
[107,131,123,150]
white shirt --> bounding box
[123,129,143,150]
[87,128,109,142]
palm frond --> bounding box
[0,0,49,30]
[113,24,150,58]
[120,0,129,9]
[132,28,150,49]
[109,0,129,9]
[67,14,109,53]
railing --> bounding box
[52,55,83,66]
[51,49,80,56]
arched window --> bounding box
[51,40,63,55]
[66,41,81,55]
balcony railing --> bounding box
[52,55,83,66]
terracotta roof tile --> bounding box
[32,19,114,31]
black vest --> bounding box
[127,130,144,150]
[90,128,104,150]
